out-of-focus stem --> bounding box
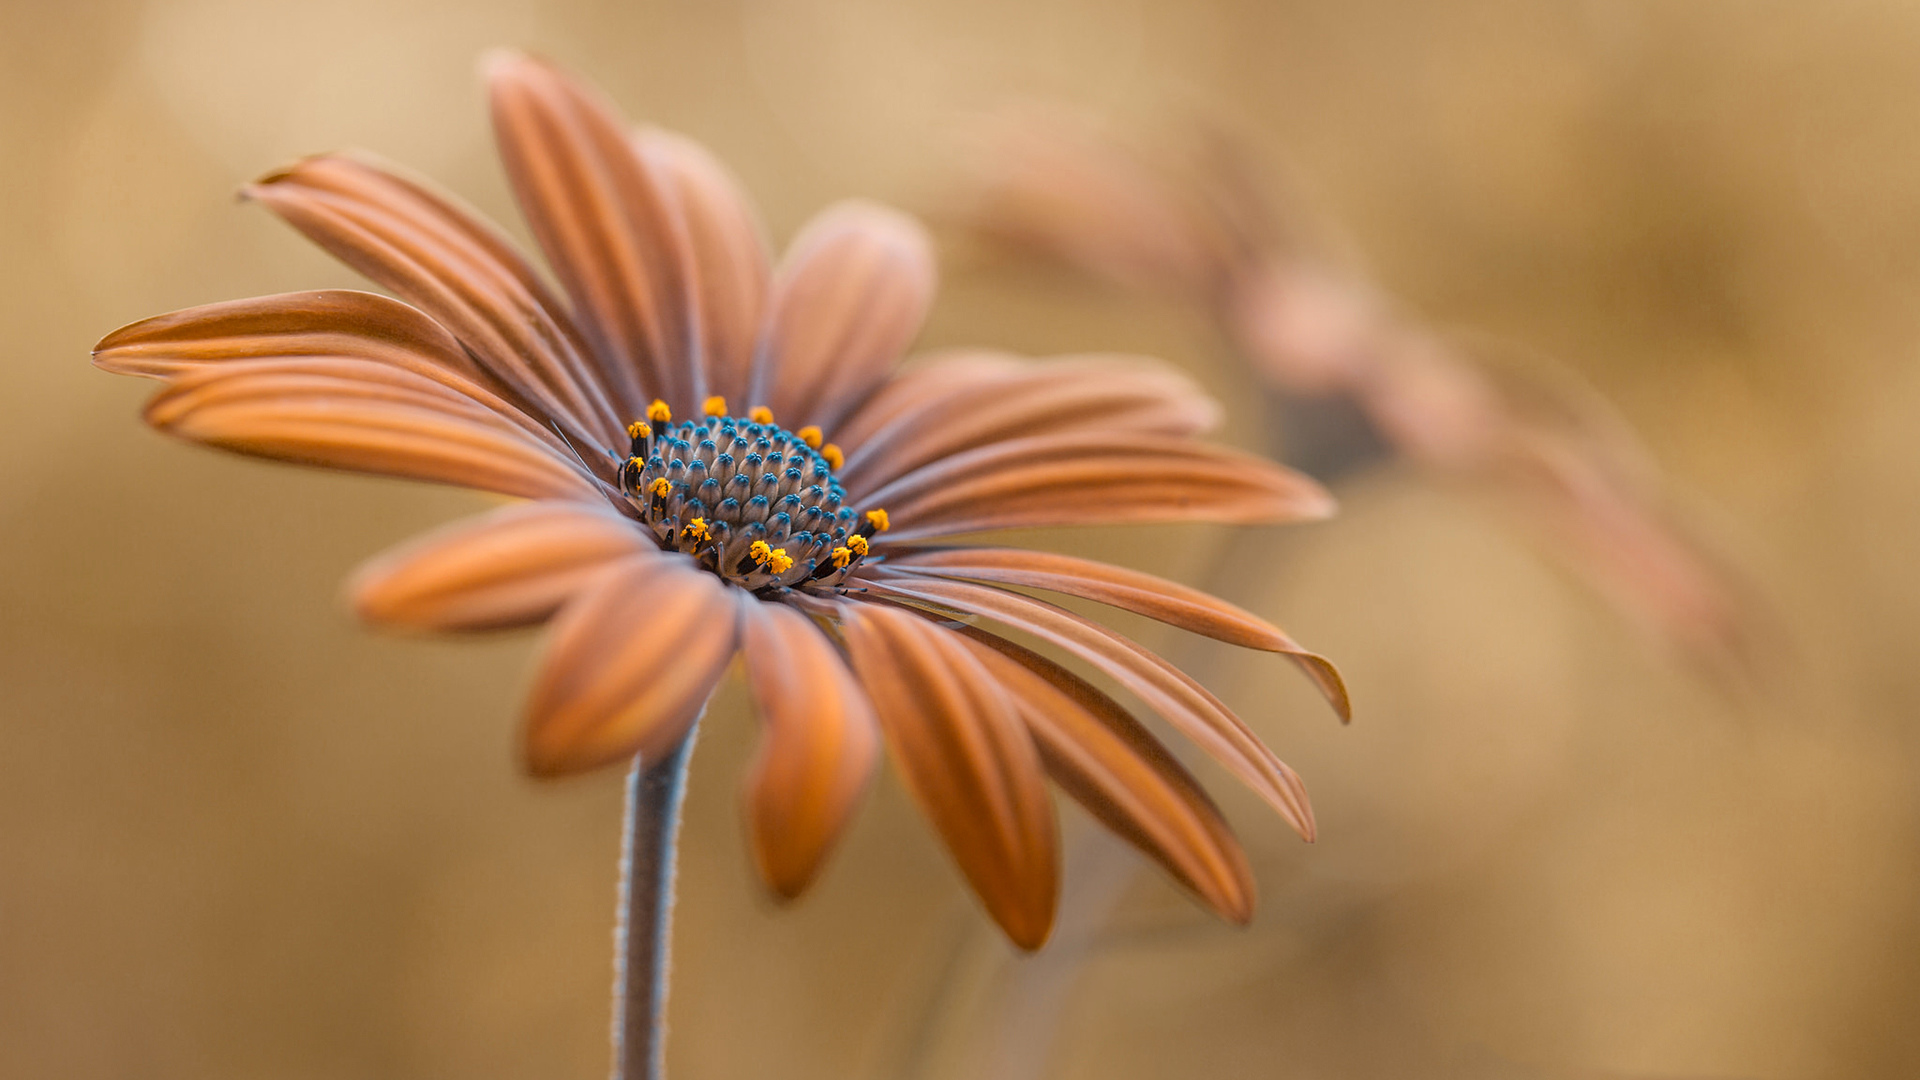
[612,719,700,1080]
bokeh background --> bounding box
[5,1,1919,1077]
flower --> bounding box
[964,111,1762,674]
[94,54,1346,949]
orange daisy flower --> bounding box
[94,54,1346,950]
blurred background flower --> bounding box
[4,1,1918,1078]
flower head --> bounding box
[965,110,1764,674]
[94,54,1345,949]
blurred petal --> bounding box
[957,629,1254,923]
[753,201,935,431]
[737,598,880,899]
[246,153,623,444]
[835,354,1220,494]
[350,501,650,632]
[636,127,771,407]
[829,349,1028,453]
[838,601,1057,949]
[962,110,1234,297]
[94,291,577,460]
[861,432,1334,543]
[143,361,600,501]
[524,553,738,776]
[888,546,1348,720]
[865,572,1315,842]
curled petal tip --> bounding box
[244,159,311,192]
[90,326,130,361]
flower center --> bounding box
[615,398,887,591]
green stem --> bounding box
[612,720,699,1080]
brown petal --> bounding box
[350,501,650,632]
[887,546,1349,721]
[837,601,1057,949]
[863,572,1315,842]
[956,629,1254,923]
[144,362,601,501]
[490,52,763,416]
[752,201,935,431]
[94,290,484,383]
[736,598,880,899]
[834,354,1221,495]
[524,553,738,776]
[828,349,1027,454]
[859,432,1334,543]
[635,127,771,408]
[95,292,577,461]
[245,153,624,445]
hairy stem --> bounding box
[612,720,700,1080]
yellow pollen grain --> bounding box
[749,406,774,425]
[821,443,844,470]
[797,425,824,449]
[647,399,672,424]
[831,546,852,569]
[648,477,673,498]
[766,547,794,574]
[702,395,728,417]
[682,518,710,542]
[749,540,772,565]
[846,534,869,557]
[628,456,645,470]
[864,508,890,533]
[627,420,651,440]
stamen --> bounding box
[682,518,711,543]
[764,547,794,574]
[647,399,673,424]
[648,477,673,499]
[831,546,853,569]
[821,443,844,470]
[863,508,890,534]
[797,425,823,450]
[847,534,870,557]
[748,540,772,566]
[749,406,775,424]
[703,396,728,417]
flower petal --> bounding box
[245,153,624,445]
[837,600,1057,949]
[886,546,1349,720]
[752,201,935,431]
[143,361,601,501]
[93,291,581,462]
[350,501,651,632]
[94,289,483,382]
[489,52,773,416]
[736,598,880,899]
[635,127,771,408]
[863,571,1315,842]
[524,553,738,776]
[956,628,1254,923]
[827,349,1027,454]
[834,354,1221,495]
[859,432,1334,543]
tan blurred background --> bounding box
[5,0,1919,1077]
